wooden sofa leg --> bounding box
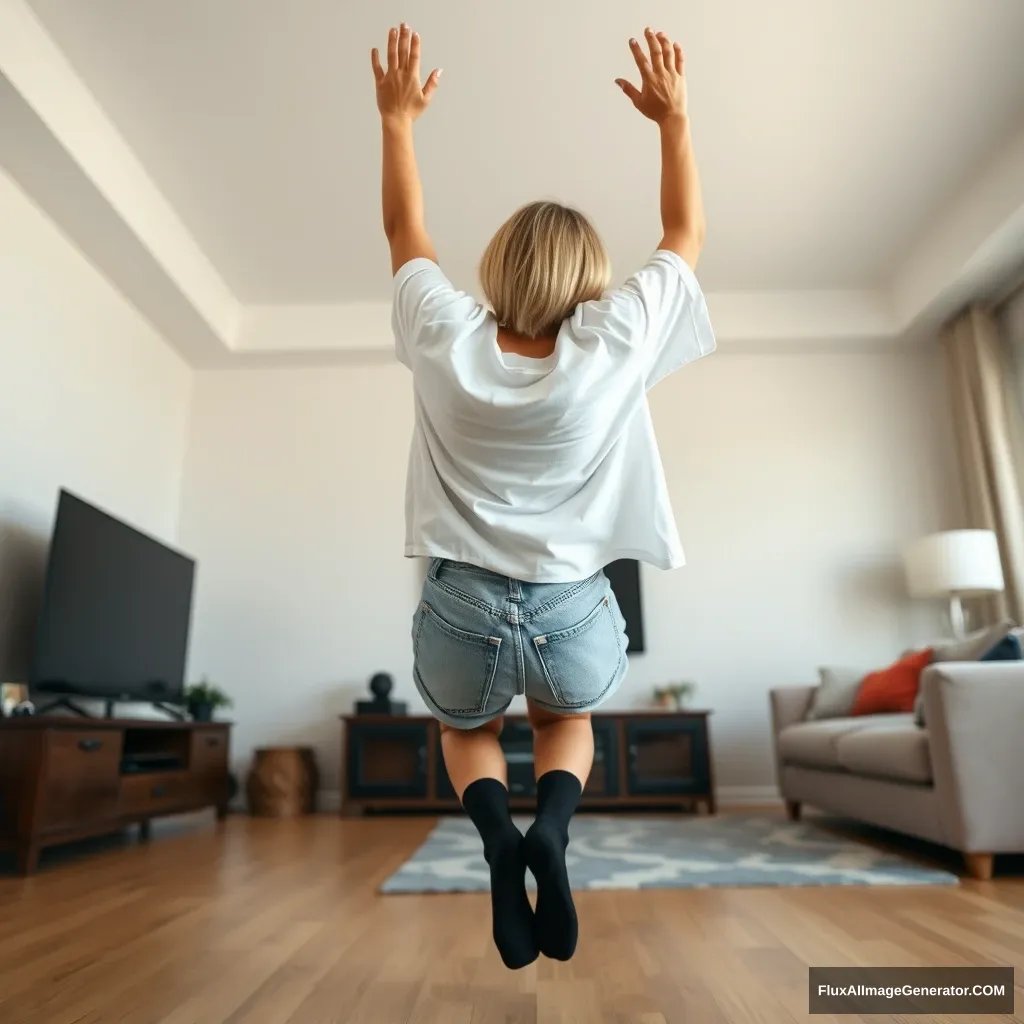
[785,800,801,821]
[964,853,994,881]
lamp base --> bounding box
[948,594,967,639]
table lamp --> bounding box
[903,530,1005,638]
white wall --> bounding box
[179,348,960,801]
[0,168,192,682]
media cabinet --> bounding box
[0,717,232,874]
[340,711,714,816]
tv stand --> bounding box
[151,701,186,721]
[31,698,187,721]
[340,711,715,816]
[33,696,94,717]
[0,717,232,874]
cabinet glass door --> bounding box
[625,718,708,796]
[347,722,429,799]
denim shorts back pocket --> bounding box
[413,601,502,717]
[532,594,625,709]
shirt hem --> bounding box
[403,545,685,584]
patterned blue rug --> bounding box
[379,815,959,893]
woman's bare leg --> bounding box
[439,715,537,970]
[528,702,594,784]
[439,717,507,799]
[523,700,593,962]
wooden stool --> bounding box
[247,746,319,817]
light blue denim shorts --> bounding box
[412,558,629,729]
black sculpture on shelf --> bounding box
[355,672,407,715]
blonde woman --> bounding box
[372,24,714,969]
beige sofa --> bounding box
[770,662,1024,879]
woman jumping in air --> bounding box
[372,23,714,969]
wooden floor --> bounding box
[0,812,1021,1024]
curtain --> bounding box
[943,306,1024,626]
[999,286,1024,503]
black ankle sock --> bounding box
[522,769,582,961]
[461,778,537,970]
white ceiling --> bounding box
[23,0,1024,304]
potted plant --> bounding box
[184,678,233,722]
[653,681,696,710]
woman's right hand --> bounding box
[372,23,442,126]
[615,28,688,124]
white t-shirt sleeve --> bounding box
[607,249,716,388]
[392,258,481,368]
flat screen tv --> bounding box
[30,490,196,710]
[605,559,645,653]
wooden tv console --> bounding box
[340,711,714,816]
[0,717,232,874]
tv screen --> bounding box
[605,559,645,653]
[30,490,195,704]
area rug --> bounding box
[379,815,959,893]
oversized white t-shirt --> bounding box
[392,249,716,583]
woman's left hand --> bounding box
[372,24,442,125]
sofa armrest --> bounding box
[768,686,816,795]
[770,686,816,735]
[922,663,1024,853]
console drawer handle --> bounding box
[206,737,220,747]
[78,739,103,752]
[151,784,169,798]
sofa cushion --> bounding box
[777,716,892,769]
[852,649,933,715]
[981,634,1023,661]
[807,666,865,719]
[934,620,1016,662]
[835,718,932,783]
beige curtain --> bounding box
[943,307,1024,625]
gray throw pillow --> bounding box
[807,666,865,720]
[933,619,1016,662]
[913,619,1015,726]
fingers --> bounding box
[656,31,674,70]
[370,47,384,83]
[645,27,663,71]
[422,68,442,103]
[398,22,411,68]
[614,78,642,107]
[409,29,421,75]
[674,41,684,75]
[386,26,398,71]
[629,37,651,78]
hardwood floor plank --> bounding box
[0,815,1020,1024]
[407,994,476,1024]
[901,908,1024,966]
[740,947,855,1024]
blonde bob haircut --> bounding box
[479,201,612,339]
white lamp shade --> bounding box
[903,530,1005,598]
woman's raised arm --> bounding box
[615,29,706,270]
[371,24,442,273]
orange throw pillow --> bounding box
[850,648,933,715]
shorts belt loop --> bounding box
[427,558,443,581]
[508,576,521,602]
